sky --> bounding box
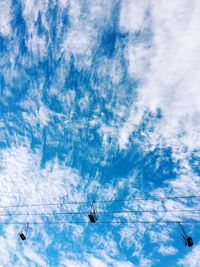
[0,0,200,266]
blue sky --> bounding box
[0,0,200,266]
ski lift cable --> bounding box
[1,219,200,225]
[0,195,200,209]
[0,208,200,217]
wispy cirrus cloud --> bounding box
[0,145,83,206]
[118,0,200,157]
[0,0,200,266]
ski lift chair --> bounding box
[88,201,98,223]
[179,223,193,247]
[18,223,29,241]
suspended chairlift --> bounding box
[88,200,98,223]
[178,222,193,247]
[18,223,29,241]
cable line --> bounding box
[0,208,200,217]
[0,219,200,225]
[0,195,200,209]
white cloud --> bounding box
[118,0,200,162]
[120,0,149,33]
[178,244,200,267]
[125,43,151,79]
[62,1,94,66]
[22,102,50,128]
[60,251,137,267]
[0,223,51,267]
[68,1,81,26]
[60,258,86,267]
[159,244,178,256]
[1,1,199,266]
[63,28,93,58]
[120,224,146,255]
[59,0,69,8]
[89,232,118,257]
[87,0,113,25]
[0,145,82,206]
[0,0,11,36]
[27,34,47,59]
[23,247,47,266]
[0,144,86,266]
[22,0,48,59]
[139,257,153,267]
[149,227,171,244]
[62,0,113,68]
[88,256,107,267]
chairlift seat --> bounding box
[19,232,26,241]
[88,214,96,223]
[186,237,193,247]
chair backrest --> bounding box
[19,232,26,241]
[88,214,96,223]
[186,237,193,247]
